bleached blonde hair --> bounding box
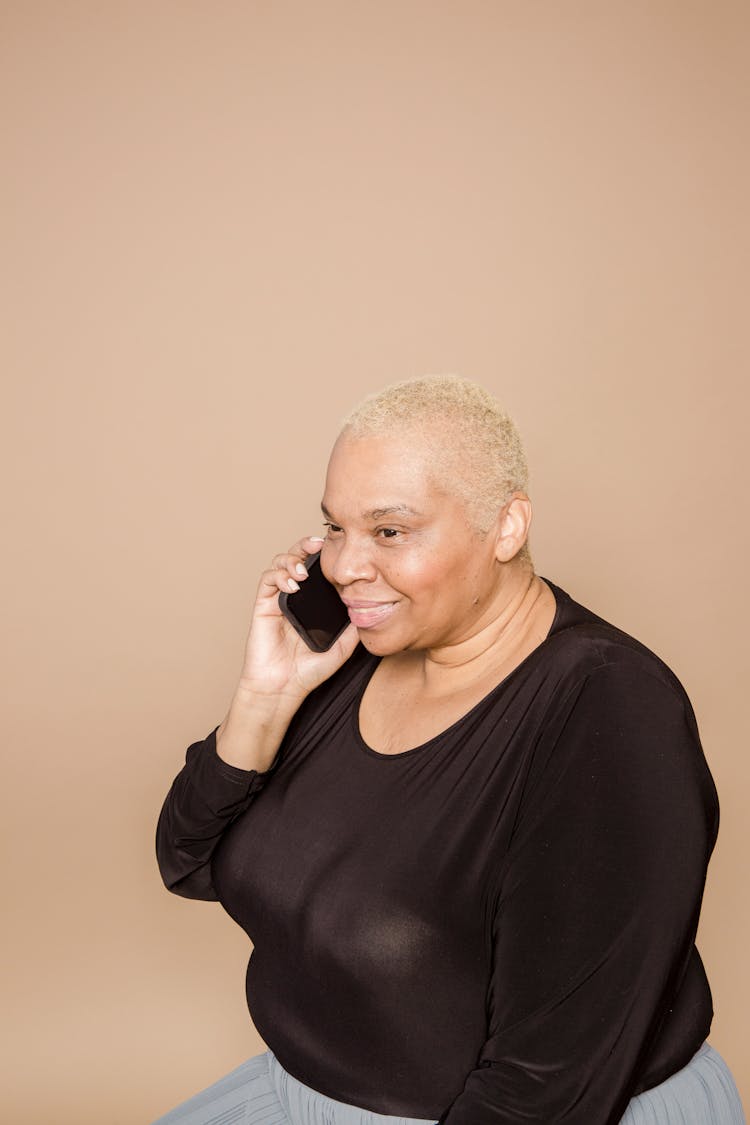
[340,374,531,560]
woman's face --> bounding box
[319,430,505,656]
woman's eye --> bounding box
[323,522,343,536]
[377,527,401,540]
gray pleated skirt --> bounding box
[151,1042,744,1125]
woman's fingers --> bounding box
[271,537,326,572]
[259,537,327,598]
[290,534,327,560]
[259,565,302,596]
[270,555,307,581]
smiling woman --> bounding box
[154,376,743,1125]
[320,430,546,642]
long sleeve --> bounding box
[156,727,269,900]
[439,661,718,1125]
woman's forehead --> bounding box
[322,431,453,515]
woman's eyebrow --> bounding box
[320,502,422,520]
[366,505,422,520]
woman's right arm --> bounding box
[155,535,359,900]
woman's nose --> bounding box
[325,537,377,587]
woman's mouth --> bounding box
[343,601,397,629]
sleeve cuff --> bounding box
[184,726,268,808]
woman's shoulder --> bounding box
[527,582,718,831]
[541,577,693,707]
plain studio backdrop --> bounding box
[2,2,748,1122]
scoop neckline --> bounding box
[352,578,566,760]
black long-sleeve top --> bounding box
[156,581,718,1124]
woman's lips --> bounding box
[344,601,397,628]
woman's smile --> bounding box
[342,600,398,628]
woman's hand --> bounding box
[238,534,359,700]
[216,536,358,771]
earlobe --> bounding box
[494,494,532,562]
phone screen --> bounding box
[278,552,350,651]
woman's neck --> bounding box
[394,569,557,698]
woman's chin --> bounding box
[355,628,404,657]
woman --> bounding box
[154,375,744,1125]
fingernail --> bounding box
[308,536,325,542]
[288,579,300,591]
[295,563,307,576]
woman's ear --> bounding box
[493,493,533,562]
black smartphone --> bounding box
[278,551,350,652]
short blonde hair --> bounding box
[341,375,531,554]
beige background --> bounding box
[2,2,748,1122]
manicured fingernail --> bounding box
[308,536,325,542]
[295,563,307,576]
[288,578,300,591]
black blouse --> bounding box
[156,581,718,1124]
